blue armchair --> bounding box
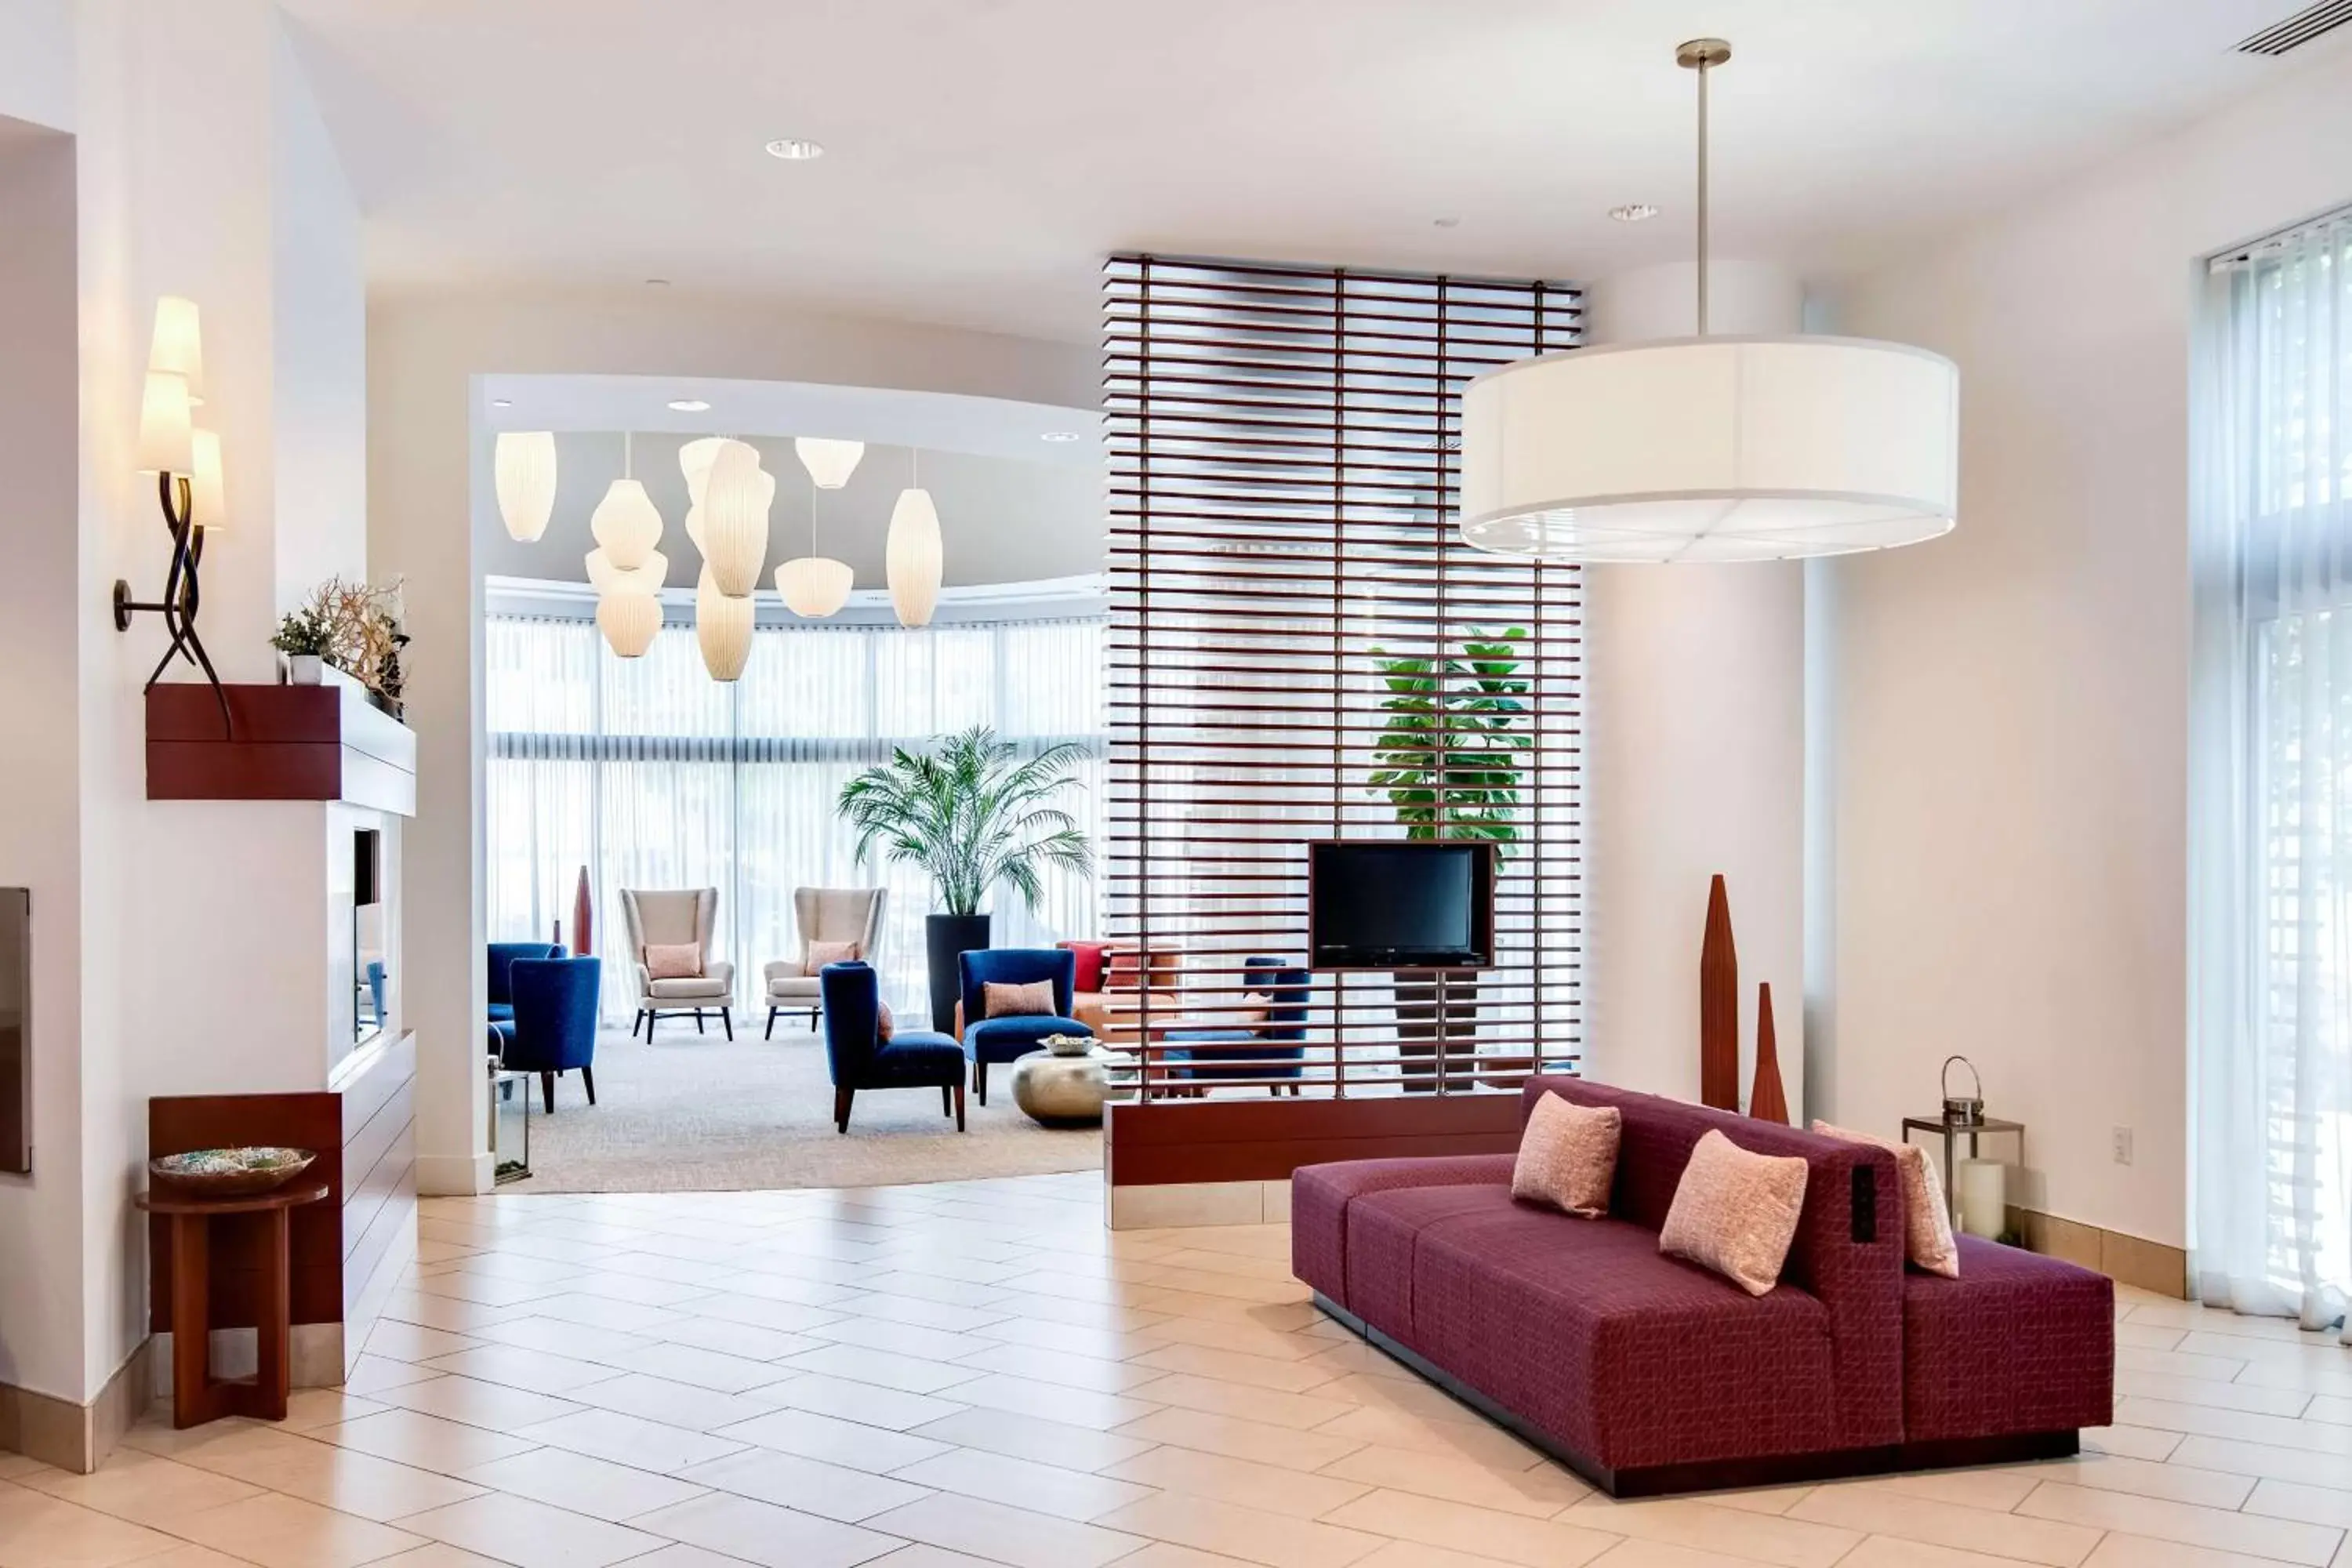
[1163,956,1310,1095]
[500,956,601,1113]
[488,942,564,1029]
[958,947,1091,1105]
[821,961,966,1133]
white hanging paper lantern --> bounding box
[590,477,663,570]
[793,437,865,490]
[586,547,666,596]
[680,436,728,503]
[695,568,754,681]
[775,556,854,618]
[700,439,773,597]
[684,502,705,554]
[494,431,557,543]
[596,590,661,657]
[887,486,943,628]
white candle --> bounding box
[1957,1158,2007,1240]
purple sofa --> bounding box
[1293,1076,2113,1496]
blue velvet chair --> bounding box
[821,961,965,1133]
[1163,956,1310,1095]
[488,942,563,1030]
[499,956,601,1113]
[958,947,1091,1105]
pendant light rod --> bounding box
[1677,37,1730,336]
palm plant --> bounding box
[837,726,1094,916]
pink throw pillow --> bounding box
[1511,1094,1620,1218]
[644,942,702,980]
[877,1000,895,1041]
[1811,1120,1958,1278]
[984,979,1056,1018]
[804,939,862,976]
[1658,1129,1809,1297]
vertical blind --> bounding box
[1103,256,1585,1094]
[486,612,1105,1022]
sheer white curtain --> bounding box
[2190,207,2352,1341]
[486,612,1105,1022]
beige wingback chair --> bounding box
[620,887,735,1040]
[763,887,887,1038]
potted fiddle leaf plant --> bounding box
[837,726,1094,1032]
[1367,626,1530,1091]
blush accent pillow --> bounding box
[984,979,1056,1018]
[1659,1129,1810,1297]
[644,942,703,981]
[1511,1094,1620,1218]
[1811,1120,1958,1278]
[877,1000,895,1042]
[804,939,862,975]
[1058,941,1112,993]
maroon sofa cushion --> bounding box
[1292,1153,1516,1308]
[1904,1235,2114,1442]
[1356,1186,1842,1469]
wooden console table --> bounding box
[136,1180,332,1427]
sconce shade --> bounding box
[596,589,661,657]
[887,486,943,628]
[188,430,227,530]
[149,296,204,398]
[776,556,854,618]
[590,477,663,570]
[680,436,728,503]
[494,430,558,543]
[793,437,865,490]
[586,547,666,596]
[136,371,196,474]
[695,568,755,680]
[700,439,772,597]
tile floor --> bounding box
[6,1169,2350,1568]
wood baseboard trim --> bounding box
[0,1341,151,1474]
[2009,1206,2187,1298]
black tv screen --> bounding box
[1308,841,1495,970]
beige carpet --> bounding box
[503,1018,1102,1193]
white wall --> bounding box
[368,290,1094,1192]
[1826,49,2352,1247]
[0,0,73,132]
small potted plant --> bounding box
[270,605,332,684]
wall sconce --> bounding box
[113,296,231,735]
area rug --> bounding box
[503,1021,1102,1193]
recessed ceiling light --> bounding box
[644,277,671,287]
[491,397,513,408]
[1609,203,1660,223]
[668,398,711,412]
[765,137,825,161]
[1432,216,1461,229]
[1040,430,1083,444]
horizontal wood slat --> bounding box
[1103,254,1583,1137]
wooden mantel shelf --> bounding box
[146,681,416,815]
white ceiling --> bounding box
[284,0,2333,343]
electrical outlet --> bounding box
[2112,1126,2134,1166]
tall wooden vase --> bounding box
[1749,981,1790,1123]
[1699,874,1740,1111]
[572,866,593,957]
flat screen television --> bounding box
[1307,840,1496,971]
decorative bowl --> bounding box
[149,1146,316,1198]
[1041,1033,1094,1058]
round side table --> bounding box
[1011,1047,1110,1126]
[136,1179,332,1428]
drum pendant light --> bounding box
[1458,38,1958,564]
[887,449,943,628]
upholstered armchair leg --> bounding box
[941,1085,951,1116]
[764,1007,777,1040]
[720,1009,734,1041]
[975,1062,989,1105]
[833,1086,853,1133]
[694,1008,706,1035]
[540,1072,556,1114]
[581,1065,596,1105]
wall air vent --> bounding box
[2237,0,2352,54]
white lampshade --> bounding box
[700,439,773,597]
[494,430,558,543]
[886,486,943,627]
[793,437,865,490]
[188,429,227,531]
[586,547,666,596]
[596,590,661,657]
[695,568,755,681]
[775,556,854,618]
[1459,336,1958,563]
[680,436,728,503]
[149,296,204,399]
[136,370,195,474]
[590,477,663,570]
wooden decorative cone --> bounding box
[1749,981,1789,1123]
[572,866,593,957]
[1699,874,1740,1110]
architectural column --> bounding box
[1577,260,1808,1122]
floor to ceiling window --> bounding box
[486,604,1105,1022]
[2191,205,2352,1341]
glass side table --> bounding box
[488,1051,533,1185]
[1901,1114,2024,1229]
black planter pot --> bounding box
[925,913,993,1033]
[1392,970,1481,1093]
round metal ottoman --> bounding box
[1010,1040,1109,1127]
